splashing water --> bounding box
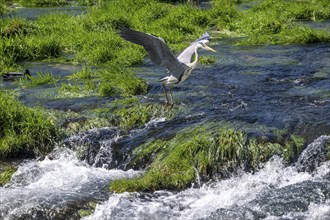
[83,156,329,220]
[0,149,142,219]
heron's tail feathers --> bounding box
[159,75,179,85]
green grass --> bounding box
[57,81,97,98]
[0,0,10,15]
[69,65,96,80]
[0,0,328,162]
[0,165,16,186]
[229,0,330,45]
[98,66,148,97]
[1,18,33,38]
[91,97,169,131]
[0,91,60,159]
[19,72,57,87]
[112,104,163,130]
[1,0,329,77]
[110,124,305,192]
[1,0,329,69]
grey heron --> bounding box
[119,26,216,106]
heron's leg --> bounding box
[162,83,169,105]
[168,86,174,107]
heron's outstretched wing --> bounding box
[177,32,211,64]
[119,26,186,76]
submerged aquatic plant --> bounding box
[57,81,97,98]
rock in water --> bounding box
[295,135,330,172]
[59,127,122,169]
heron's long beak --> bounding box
[205,45,216,52]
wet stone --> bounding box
[295,135,330,172]
[203,180,330,220]
[59,127,123,169]
[247,180,330,217]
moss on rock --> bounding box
[0,165,16,186]
[110,124,305,192]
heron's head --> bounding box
[197,42,216,52]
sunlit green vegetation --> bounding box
[98,67,148,96]
[0,91,60,159]
[1,0,329,71]
[0,0,328,163]
[110,124,305,192]
[214,0,330,45]
[0,0,10,15]
[19,72,56,87]
[0,165,16,186]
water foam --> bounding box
[0,149,142,219]
[83,157,329,220]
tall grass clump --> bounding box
[110,102,169,130]
[83,0,212,56]
[0,0,9,15]
[211,0,240,31]
[110,124,304,192]
[1,18,33,38]
[98,66,148,96]
[19,72,57,87]
[0,91,60,159]
[0,166,16,186]
[1,0,214,69]
[228,0,330,44]
[69,65,96,80]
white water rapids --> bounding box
[1,136,329,220]
[0,149,142,219]
[83,157,329,220]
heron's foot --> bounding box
[164,101,174,110]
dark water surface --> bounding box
[1,5,87,20]
[136,42,330,142]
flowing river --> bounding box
[1,6,330,220]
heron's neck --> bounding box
[190,45,200,69]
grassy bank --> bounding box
[212,0,330,44]
[110,124,305,192]
[1,0,329,71]
[0,91,60,159]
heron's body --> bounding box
[119,26,215,106]
[2,69,31,81]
